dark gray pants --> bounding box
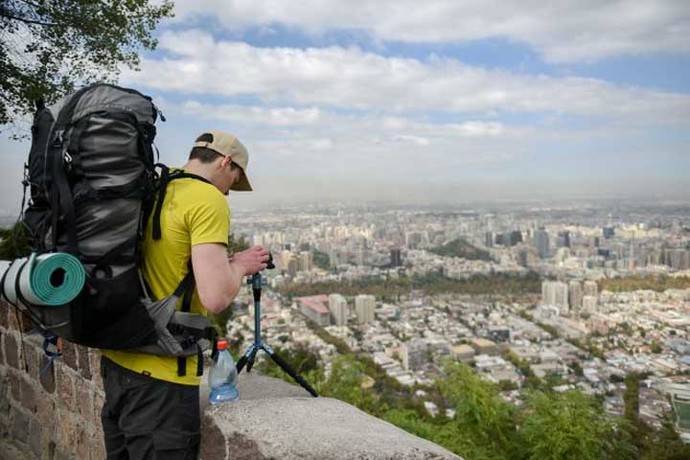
[100,357,201,460]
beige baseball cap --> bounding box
[193,130,253,191]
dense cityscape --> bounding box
[225,199,690,450]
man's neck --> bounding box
[182,160,221,192]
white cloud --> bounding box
[171,0,690,63]
[120,30,690,125]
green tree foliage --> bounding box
[520,390,636,460]
[600,275,690,293]
[623,373,690,460]
[439,361,521,459]
[312,249,330,270]
[278,271,541,300]
[0,0,173,128]
[429,238,492,261]
[0,222,31,259]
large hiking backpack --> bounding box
[15,83,216,374]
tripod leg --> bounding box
[236,345,256,374]
[245,347,258,373]
[264,346,319,397]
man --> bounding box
[100,131,269,459]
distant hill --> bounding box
[429,238,492,261]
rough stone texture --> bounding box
[202,374,461,460]
[61,341,78,371]
[39,357,56,394]
[23,344,40,381]
[75,383,93,421]
[0,330,4,366]
[8,370,21,402]
[56,364,75,409]
[0,304,8,329]
[89,350,103,391]
[200,414,229,460]
[77,346,91,380]
[28,418,43,458]
[18,375,37,413]
[10,407,30,444]
[4,333,18,369]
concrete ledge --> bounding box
[200,373,461,460]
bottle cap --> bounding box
[216,339,229,350]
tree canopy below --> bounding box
[429,238,493,261]
[0,0,173,129]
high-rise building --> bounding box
[287,258,298,277]
[603,226,615,239]
[390,248,403,267]
[328,293,348,326]
[583,280,598,298]
[485,232,494,248]
[582,295,598,312]
[541,281,569,314]
[534,228,550,259]
[354,294,376,324]
[568,280,583,315]
[298,251,313,272]
[557,231,571,248]
[402,338,428,371]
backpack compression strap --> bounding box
[174,266,206,377]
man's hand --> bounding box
[231,246,270,276]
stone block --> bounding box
[55,410,77,453]
[75,425,90,460]
[0,374,10,433]
[0,330,4,366]
[0,301,9,329]
[91,351,103,391]
[6,307,20,331]
[75,383,93,421]
[39,356,56,394]
[10,407,31,443]
[36,392,56,428]
[56,365,75,410]
[23,342,40,380]
[28,418,44,458]
[4,332,18,369]
[61,341,78,371]
[18,311,34,333]
[92,391,105,429]
[19,378,37,413]
[203,375,462,460]
[77,346,91,380]
[8,370,21,402]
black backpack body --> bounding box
[16,83,215,369]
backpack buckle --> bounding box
[51,130,64,148]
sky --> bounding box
[1,0,690,212]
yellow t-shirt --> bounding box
[102,172,230,385]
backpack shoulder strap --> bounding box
[151,165,213,241]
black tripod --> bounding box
[235,257,318,397]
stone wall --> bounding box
[0,305,106,460]
[1,301,461,459]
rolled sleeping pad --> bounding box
[0,253,85,306]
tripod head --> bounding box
[248,252,274,300]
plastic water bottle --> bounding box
[208,339,240,405]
